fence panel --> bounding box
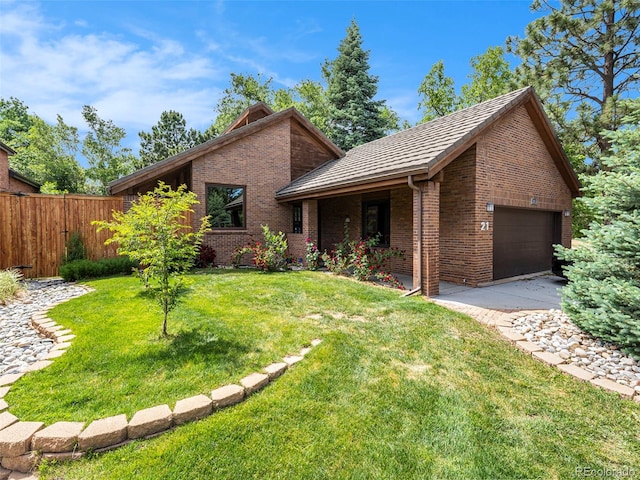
[0,193,123,278]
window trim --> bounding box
[205,183,246,230]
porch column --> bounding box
[302,199,318,240]
[413,180,440,297]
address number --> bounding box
[480,221,490,231]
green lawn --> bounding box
[8,271,639,479]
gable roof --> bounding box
[276,87,580,200]
[222,102,274,135]
[109,106,343,195]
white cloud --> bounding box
[0,1,223,140]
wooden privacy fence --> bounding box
[0,192,123,278]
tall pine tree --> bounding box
[323,20,388,151]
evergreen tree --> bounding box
[557,98,640,357]
[137,110,202,169]
[323,19,388,150]
[507,0,640,161]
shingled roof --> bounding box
[276,86,580,199]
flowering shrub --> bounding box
[232,225,289,272]
[319,234,405,289]
[305,237,322,270]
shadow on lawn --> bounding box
[138,328,252,369]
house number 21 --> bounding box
[480,221,490,231]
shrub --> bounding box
[305,237,321,270]
[233,225,289,272]
[59,257,137,282]
[320,233,405,289]
[557,99,640,357]
[64,231,86,264]
[0,269,23,304]
[194,244,217,268]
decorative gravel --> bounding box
[513,310,640,395]
[0,280,89,375]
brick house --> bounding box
[110,87,580,296]
[0,142,40,194]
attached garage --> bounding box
[493,207,562,280]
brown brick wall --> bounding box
[290,123,337,181]
[438,105,573,286]
[8,176,38,194]
[388,187,412,275]
[479,104,573,250]
[0,150,9,192]
[192,120,298,264]
[416,181,440,296]
[439,146,478,284]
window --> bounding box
[362,199,390,246]
[206,184,245,228]
[292,203,303,233]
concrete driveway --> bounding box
[434,274,566,311]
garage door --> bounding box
[493,207,560,280]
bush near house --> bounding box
[321,234,405,289]
[232,225,290,272]
[194,244,217,268]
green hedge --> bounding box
[60,257,137,282]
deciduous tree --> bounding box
[94,182,211,336]
[82,106,136,194]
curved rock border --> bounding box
[432,299,640,403]
[0,302,322,475]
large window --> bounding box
[206,184,245,228]
[362,199,390,246]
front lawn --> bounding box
[8,271,639,479]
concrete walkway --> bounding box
[434,274,565,311]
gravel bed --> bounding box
[0,279,88,375]
[513,310,640,395]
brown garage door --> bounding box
[493,207,560,280]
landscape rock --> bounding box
[513,310,640,390]
[128,405,172,439]
[240,372,269,395]
[0,422,44,457]
[0,452,39,473]
[31,421,84,453]
[173,395,212,425]
[211,385,245,409]
[77,414,128,451]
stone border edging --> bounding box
[0,298,322,476]
[431,299,640,403]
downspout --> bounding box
[404,174,423,297]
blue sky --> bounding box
[1,0,540,151]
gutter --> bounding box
[404,174,423,297]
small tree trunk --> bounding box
[162,305,168,336]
